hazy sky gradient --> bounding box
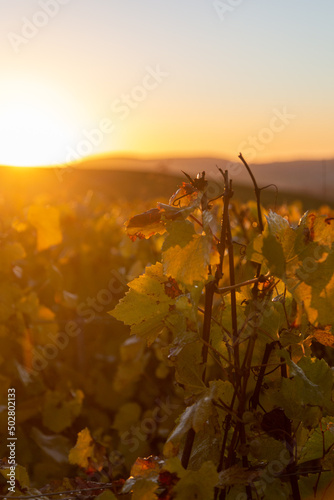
[1,0,333,165]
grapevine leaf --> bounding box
[0,465,30,488]
[164,380,231,457]
[172,461,218,500]
[275,353,334,417]
[299,418,334,464]
[132,479,158,500]
[219,464,258,487]
[163,406,194,457]
[162,219,196,252]
[246,233,264,265]
[174,341,205,395]
[322,448,334,471]
[248,436,286,463]
[299,472,334,500]
[28,205,62,251]
[163,234,219,285]
[251,211,334,326]
[126,208,166,241]
[131,456,162,477]
[68,427,94,469]
[305,325,334,347]
[259,478,291,500]
[126,200,199,241]
[163,456,186,477]
[109,263,175,345]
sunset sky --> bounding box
[0,0,333,166]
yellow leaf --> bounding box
[132,479,158,500]
[28,205,62,251]
[68,427,94,468]
[0,464,30,488]
[163,235,214,285]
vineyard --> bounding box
[0,160,334,500]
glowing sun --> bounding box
[0,79,79,167]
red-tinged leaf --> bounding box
[126,208,165,241]
[304,325,334,347]
[158,470,179,488]
[164,277,183,298]
[126,198,201,241]
[132,479,159,500]
[127,208,161,227]
[131,456,163,478]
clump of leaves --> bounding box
[110,161,334,500]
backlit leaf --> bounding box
[162,219,196,252]
[28,205,62,251]
[126,208,165,241]
[258,211,334,326]
[163,234,219,285]
[173,461,218,500]
[132,479,158,500]
[109,263,175,345]
[68,427,94,469]
[275,353,334,418]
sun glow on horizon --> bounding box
[0,79,81,167]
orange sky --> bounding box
[0,1,333,166]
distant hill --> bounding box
[0,155,332,209]
[76,154,334,201]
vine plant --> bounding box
[110,155,334,500]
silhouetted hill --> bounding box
[70,154,334,202]
[0,155,332,209]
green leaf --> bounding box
[259,478,290,500]
[299,418,334,464]
[163,234,218,285]
[0,465,30,488]
[109,263,175,345]
[174,341,205,395]
[275,354,334,418]
[162,219,196,252]
[172,461,218,500]
[164,380,232,458]
[256,211,334,326]
[299,472,334,500]
[219,464,258,487]
[132,479,158,500]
